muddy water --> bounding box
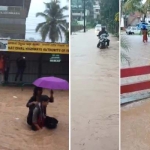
[121,99,150,150]
[71,29,119,150]
[0,87,69,150]
[121,34,150,149]
[121,34,150,100]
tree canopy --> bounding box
[35,1,68,42]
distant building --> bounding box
[0,0,31,39]
[71,6,88,20]
[93,1,100,19]
[71,0,100,25]
[125,12,142,27]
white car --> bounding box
[95,24,102,35]
[126,26,141,35]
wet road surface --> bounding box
[121,34,150,150]
[71,29,119,150]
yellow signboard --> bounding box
[7,40,69,54]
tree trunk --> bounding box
[143,14,146,22]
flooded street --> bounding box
[121,34,150,100]
[0,87,69,150]
[121,99,150,150]
[121,34,150,149]
[71,29,119,150]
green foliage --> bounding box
[121,36,130,65]
[35,1,68,42]
[71,0,96,27]
[115,12,119,22]
[99,0,119,34]
[65,30,69,43]
[123,0,150,21]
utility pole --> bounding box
[83,0,86,32]
[71,9,72,35]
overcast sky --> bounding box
[26,0,68,41]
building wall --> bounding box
[127,12,142,26]
[0,0,24,7]
[0,0,31,39]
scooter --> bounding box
[97,33,109,49]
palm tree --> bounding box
[35,1,68,42]
[121,36,130,65]
[65,30,69,43]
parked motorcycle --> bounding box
[97,33,109,49]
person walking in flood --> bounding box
[15,53,26,82]
[142,25,148,43]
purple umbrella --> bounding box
[33,76,69,90]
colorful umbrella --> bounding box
[33,76,69,90]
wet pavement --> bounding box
[121,34,150,149]
[121,34,150,68]
[121,34,150,101]
[71,29,119,150]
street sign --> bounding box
[50,54,61,62]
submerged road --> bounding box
[71,29,119,150]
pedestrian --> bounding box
[26,86,54,126]
[142,26,148,43]
[4,55,10,83]
[0,54,5,84]
[15,53,26,82]
[31,95,58,131]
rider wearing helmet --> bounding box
[97,26,110,47]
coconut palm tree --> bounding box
[65,30,69,43]
[35,1,68,42]
[121,36,130,65]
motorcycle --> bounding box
[97,33,109,49]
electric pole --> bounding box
[83,0,86,32]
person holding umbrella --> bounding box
[26,76,68,131]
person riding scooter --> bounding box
[97,27,110,48]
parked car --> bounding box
[95,24,102,35]
[126,26,141,35]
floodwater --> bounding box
[121,34,150,149]
[71,29,119,150]
[121,34,150,100]
[121,99,150,150]
[0,87,69,150]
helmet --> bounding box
[102,26,106,31]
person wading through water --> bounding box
[32,95,58,131]
[142,25,148,43]
[26,87,58,131]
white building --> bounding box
[93,1,100,19]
